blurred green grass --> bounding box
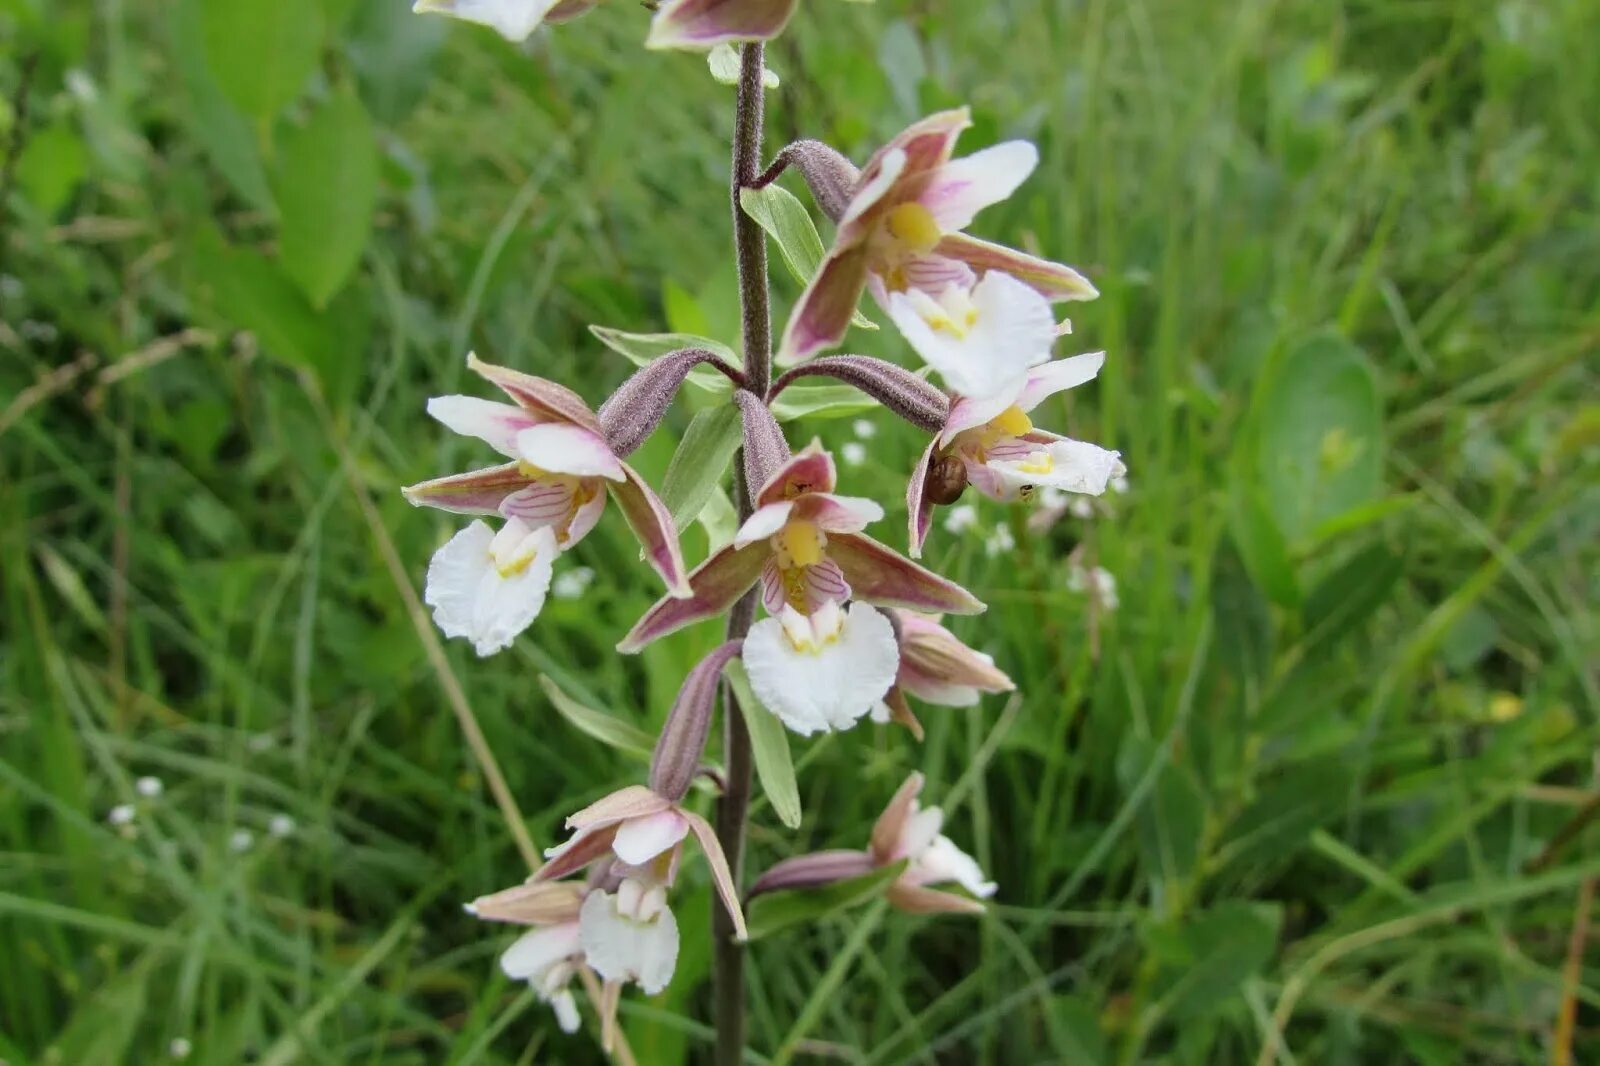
[2,0,1598,1062]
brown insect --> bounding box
[923,452,968,506]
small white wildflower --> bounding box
[551,566,595,602]
[942,504,978,534]
[1068,497,1095,519]
[0,275,22,300]
[840,441,867,467]
[135,776,164,798]
[228,829,255,853]
[108,803,136,827]
[1038,487,1069,511]
[852,419,877,440]
[268,813,297,839]
[984,525,1016,557]
[247,733,275,753]
[169,1037,193,1060]
[1068,565,1118,610]
[1110,472,1129,495]
[65,68,99,102]
[20,321,59,343]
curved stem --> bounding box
[715,39,771,1066]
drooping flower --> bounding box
[648,0,801,51]
[534,785,746,942]
[884,270,1057,402]
[748,772,995,915]
[870,772,996,913]
[405,354,689,648]
[781,108,1097,363]
[872,610,1014,739]
[742,601,900,735]
[621,443,982,651]
[424,518,557,657]
[466,880,590,1033]
[412,0,594,41]
[908,354,1125,555]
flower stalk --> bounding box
[714,38,772,1066]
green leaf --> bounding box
[723,660,801,829]
[1302,542,1405,649]
[538,675,654,761]
[1227,483,1299,607]
[200,0,324,121]
[346,0,446,125]
[273,85,379,308]
[662,405,743,529]
[739,184,875,330]
[1256,331,1384,543]
[698,486,739,552]
[745,860,906,940]
[589,326,739,394]
[15,122,87,217]
[1150,901,1282,1019]
[769,382,880,422]
[171,0,274,212]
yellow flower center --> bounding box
[991,406,1034,438]
[773,519,825,569]
[884,202,942,255]
[1016,449,1055,476]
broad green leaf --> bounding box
[538,675,654,761]
[346,0,446,125]
[1256,332,1383,543]
[723,660,801,829]
[15,123,86,217]
[770,382,879,422]
[746,860,906,940]
[200,0,324,121]
[171,0,274,212]
[274,85,379,308]
[1227,483,1298,607]
[1302,542,1405,649]
[1149,901,1282,1019]
[698,486,739,552]
[662,405,742,529]
[589,326,739,394]
[739,184,876,330]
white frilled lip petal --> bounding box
[611,809,690,866]
[733,500,795,548]
[423,520,556,657]
[941,385,1026,446]
[991,439,1125,496]
[413,0,562,41]
[499,922,582,981]
[426,395,535,458]
[888,273,1054,403]
[578,891,681,995]
[1014,351,1107,413]
[742,603,900,736]
[515,423,625,482]
[839,147,908,234]
[914,835,998,899]
[918,140,1040,232]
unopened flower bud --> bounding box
[598,347,745,457]
[648,641,745,802]
[769,356,949,432]
[734,390,790,492]
[754,140,860,223]
[748,849,876,897]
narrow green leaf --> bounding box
[698,486,739,552]
[1149,901,1283,1019]
[746,860,906,941]
[662,405,743,529]
[739,184,875,330]
[589,326,738,394]
[538,675,655,761]
[274,85,379,308]
[199,0,324,121]
[723,660,801,829]
[171,0,274,212]
[1226,483,1299,607]
[770,382,879,422]
[1302,542,1406,649]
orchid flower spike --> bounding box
[534,785,747,942]
[781,108,1098,364]
[413,0,596,42]
[872,610,1015,741]
[648,0,800,51]
[908,353,1126,556]
[464,880,589,1033]
[870,772,996,913]
[623,442,982,650]
[405,354,689,652]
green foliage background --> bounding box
[2,0,1597,1062]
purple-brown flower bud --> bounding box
[747,849,877,898]
[734,389,791,492]
[598,348,745,457]
[647,640,745,802]
[753,140,860,223]
[768,355,950,433]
